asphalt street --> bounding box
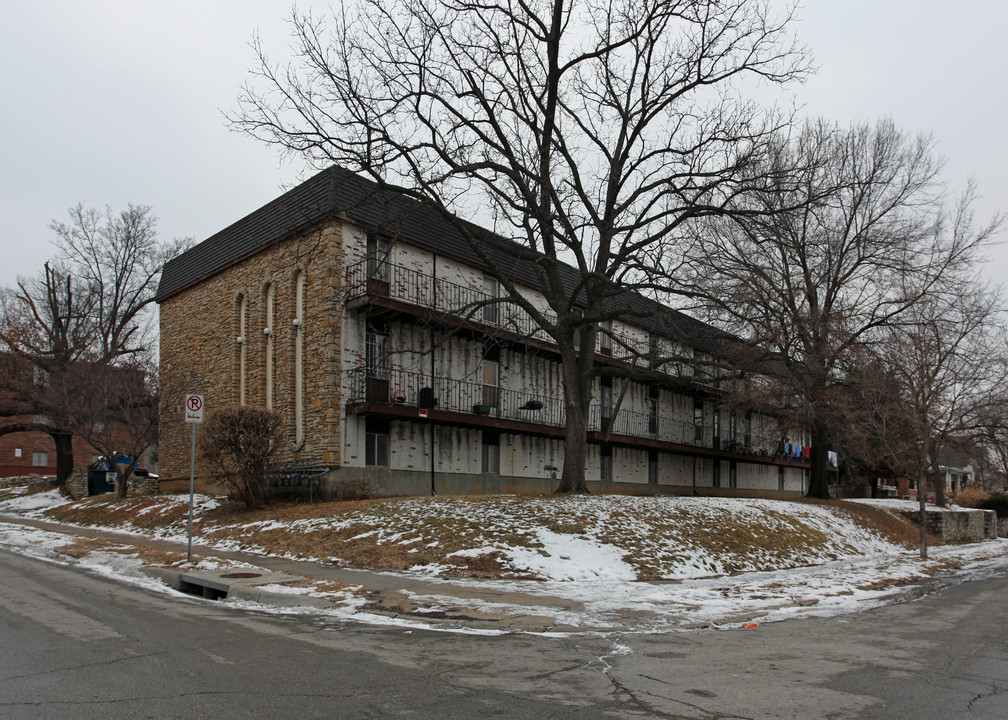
[1,549,1005,719]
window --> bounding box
[366,232,391,283]
[729,461,738,489]
[482,274,498,324]
[693,400,704,444]
[572,308,583,349]
[648,451,658,486]
[712,461,721,488]
[600,446,613,483]
[600,377,613,419]
[482,431,500,474]
[712,406,721,448]
[648,333,660,369]
[365,328,390,380]
[365,419,390,467]
[482,358,499,407]
[647,388,659,436]
[32,451,49,467]
[778,466,785,491]
[599,319,613,354]
[744,413,753,450]
[365,326,390,402]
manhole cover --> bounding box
[220,572,263,579]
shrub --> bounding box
[200,407,282,509]
[980,492,1008,518]
[953,486,990,508]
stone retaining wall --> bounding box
[904,508,998,542]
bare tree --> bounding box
[0,204,189,484]
[882,276,1004,557]
[230,0,809,492]
[58,355,161,499]
[682,119,1002,499]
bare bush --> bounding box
[953,486,990,509]
[201,407,282,509]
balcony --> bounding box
[345,366,566,434]
[587,405,780,459]
[346,260,700,372]
[346,260,555,344]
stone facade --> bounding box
[159,222,344,483]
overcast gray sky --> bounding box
[2,1,1005,291]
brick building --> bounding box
[156,167,819,496]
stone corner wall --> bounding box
[66,468,89,499]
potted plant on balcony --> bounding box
[473,404,491,415]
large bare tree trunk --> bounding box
[556,347,591,494]
[51,431,74,487]
[806,418,831,499]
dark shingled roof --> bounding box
[156,166,733,354]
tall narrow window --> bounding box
[647,388,659,436]
[365,418,390,467]
[265,283,275,411]
[693,399,704,444]
[482,430,500,474]
[600,377,613,420]
[482,358,499,407]
[237,295,248,406]
[366,232,391,289]
[294,272,305,445]
[572,308,583,349]
[648,333,660,369]
[712,461,721,488]
[599,319,613,355]
[600,446,613,484]
[482,274,498,325]
[778,466,785,491]
[729,460,738,489]
[744,413,753,451]
[712,406,721,449]
[365,325,390,402]
[648,451,658,486]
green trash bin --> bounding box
[87,469,116,495]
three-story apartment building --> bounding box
[157,167,820,496]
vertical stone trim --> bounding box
[238,294,248,405]
[264,282,275,410]
[294,270,305,446]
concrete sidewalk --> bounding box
[0,514,596,632]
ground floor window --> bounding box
[482,431,500,474]
[32,451,48,467]
[365,419,390,467]
[601,446,613,483]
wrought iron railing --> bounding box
[345,366,567,428]
[346,260,556,343]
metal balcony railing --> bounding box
[345,366,567,428]
[346,260,556,343]
[587,405,779,455]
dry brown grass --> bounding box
[39,492,946,581]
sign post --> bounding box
[184,394,204,562]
